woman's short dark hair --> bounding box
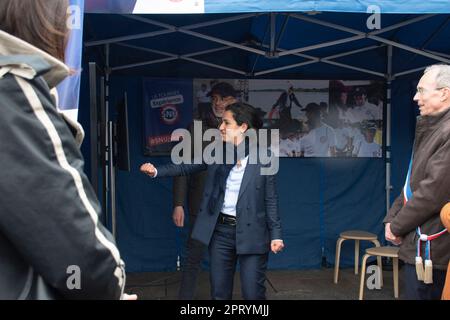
[0,0,69,61]
[226,103,263,130]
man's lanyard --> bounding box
[402,158,413,205]
[402,155,447,283]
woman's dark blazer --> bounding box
[156,157,281,254]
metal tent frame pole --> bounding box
[386,45,393,215]
[85,12,450,78]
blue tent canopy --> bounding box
[85,0,450,14]
[80,1,450,272]
[206,0,450,14]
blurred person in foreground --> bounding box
[0,0,135,300]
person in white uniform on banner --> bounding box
[299,103,337,157]
[355,123,382,157]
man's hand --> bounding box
[172,206,185,227]
[385,223,402,245]
[140,163,156,177]
[271,240,284,254]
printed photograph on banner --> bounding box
[328,80,384,158]
[247,80,330,158]
[143,78,193,156]
[143,78,384,158]
[193,78,245,120]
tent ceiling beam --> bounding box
[369,35,450,64]
[425,49,450,59]
[115,42,234,58]
[115,42,178,57]
[88,12,450,77]
[180,57,247,75]
[270,13,276,53]
[394,66,427,78]
[321,60,385,77]
[417,17,450,50]
[85,29,174,47]
[289,13,434,37]
[111,57,178,71]
[250,19,271,73]
[278,35,366,57]
[183,45,235,58]
[254,59,319,76]
[178,29,266,55]
[280,13,431,56]
[324,44,384,60]
[85,13,260,47]
[255,43,386,77]
[110,43,246,75]
[125,13,267,56]
[276,14,290,50]
[286,13,449,64]
[124,12,261,30]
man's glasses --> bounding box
[416,87,446,95]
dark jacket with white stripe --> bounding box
[0,30,125,299]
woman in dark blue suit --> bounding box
[141,103,284,300]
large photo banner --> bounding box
[143,78,193,155]
[193,79,384,158]
[144,78,384,158]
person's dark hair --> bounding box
[207,82,237,98]
[226,103,263,130]
[0,0,69,61]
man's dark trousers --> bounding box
[402,263,446,300]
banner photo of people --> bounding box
[145,78,384,158]
[328,80,384,158]
[143,78,193,155]
[193,79,384,158]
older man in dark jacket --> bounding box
[384,64,450,300]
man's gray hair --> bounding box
[424,64,450,89]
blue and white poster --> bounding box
[143,78,193,155]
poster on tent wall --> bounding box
[143,78,384,158]
[84,0,204,13]
[143,78,193,156]
[328,80,384,158]
[193,79,384,158]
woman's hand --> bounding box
[271,240,284,254]
[140,163,157,177]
